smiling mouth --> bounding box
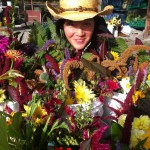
[75,39,85,43]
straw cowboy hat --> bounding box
[46,0,114,21]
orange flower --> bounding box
[4,49,23,61]
[143,128,150,149]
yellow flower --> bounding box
[130,116,150,149]
[130,129,145,148]
[74,80,96,104]
[143,128,150,149]
[0,89,6,103]
[118,114,127,127]
[23,105,48,126]
[148,74,150,80]
[132,90,145,103]
[132,115,150,130]
[110,51,119,60]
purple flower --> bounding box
[41,39,55,50]
[64,48,70,59]
[0,35,10,53]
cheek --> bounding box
[64,27,73,39]
[86,28,94,39]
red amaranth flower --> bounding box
[45,53,60,74]
[91,126,111,150]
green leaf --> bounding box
[134,137,148,150]
[40,114,52,147]
[25,123,34,149]
[0,115,10,150]
[57,122,70,132]
[111,38,128,54]
[82,52,93,59]
[111,121,122,141]
[48,119,60,136]
[8,112,22,138]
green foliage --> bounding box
[49,49,64,62]
[46,18,71,50]
[111,121,122,142]
[0,114,10,150]
[0,112,24,150]
[138,50,150,63]
[8,112,22,139]
[111,38,128,54]
[28,21,49,48]
[57,135,78,146]
[28,18,71,50]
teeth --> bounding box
[76,39,84,42]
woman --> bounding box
[46,0,114,60]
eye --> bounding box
[83,19,94,27]
[84,22,91,26]
[65,21,74,26]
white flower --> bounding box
[119,77,131,94]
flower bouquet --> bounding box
[0,11,122,150]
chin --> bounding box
[74,46,86,51]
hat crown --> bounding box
[60,0,98,9]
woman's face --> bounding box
[63,18,95,51]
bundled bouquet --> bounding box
[0,15,122,150]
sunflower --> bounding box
[73,79,96,104]
[23,105,48,126]
[110,51,119,61]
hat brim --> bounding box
[46,1,114,21]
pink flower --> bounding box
[0,36,10,53]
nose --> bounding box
[76,28,84,36]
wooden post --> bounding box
[143,0,150,38]
[31,0,33,10]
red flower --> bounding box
[106,79,119,92]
